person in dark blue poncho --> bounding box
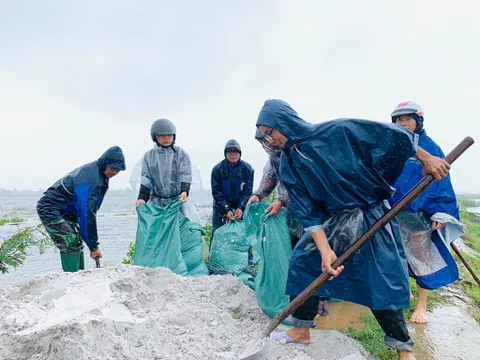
[211,140,254,238]
[389,101,463,324]
[255,99,451,360]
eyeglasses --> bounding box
[263,134,273,143]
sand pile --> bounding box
[0,265,369,360]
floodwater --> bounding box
[314,295,480,360]
[0,192,213,286]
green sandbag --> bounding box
[244,203,292,319]
[133,199,188,276]
[179,217,209,276]
[208,221,252,285]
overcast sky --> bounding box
[1,0,479,193]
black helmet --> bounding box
[150,119,177,142]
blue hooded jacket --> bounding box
[37,146,126,251]
[211,159,254,214]
[390,130,461,289]
[256,99,418,310]
[390,131,459,218]
[256,99,418,229]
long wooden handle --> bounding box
[262,136,475,337]
[451,242,480,286]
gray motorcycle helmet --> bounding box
[150,119,177,143]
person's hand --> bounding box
[179,191,188,203]
[234,208,243,220]
[421,156,450,180]
[312,229,344,279]
[136,199,146,208]
[227,211,235,221]
[320,247,344,279]
[265,201,282,216]
[416,148,450,180]
[432,221,446,230]
[247,194,260,205]
[90,249,102,260]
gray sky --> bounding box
[1,0,479,193]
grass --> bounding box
[350,199,480,357]
[203,223,213,249]
[453,250,480,323]
[458,199,480,253]
[346,312,397,360]
[345,278,445,360]
[0,217,26,226]
[455,198,480,323]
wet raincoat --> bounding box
[140,144,192,207]
[37,146,126,251]
[256,99,418,310]
[254,154,304,239]
[211,159,254,214]
[390,131,463,290]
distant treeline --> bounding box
[0,188,135,197]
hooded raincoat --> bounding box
[256,100,418,310]
[390,131,463,290]
[37,146,126,251]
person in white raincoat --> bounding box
[135,119,192,210]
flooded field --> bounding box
[0,193,213,286]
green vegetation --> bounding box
[346,197,480,358]
[122,242,135,265]
[346,312,396,360]
[0,224,52,274]
[346,277,445,359]
[0,217,25,226]
[203,223,213,249]
[458,199,480,253]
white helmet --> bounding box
[391,101,424,120]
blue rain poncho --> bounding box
[256,99,418,310]
[390,131,463,290]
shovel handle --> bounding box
[451,242,480,286]
[95,258,101,268]
[262,136,475,337]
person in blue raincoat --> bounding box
[256,99,451,360]
[390,101,463,324]
[37,146,126,272]
[210,139,254,238]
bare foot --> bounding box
[410,306,428,324]
[286,327,311,345]
[398,350,416,360]
[410,285,428,324]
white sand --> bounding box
[0,265,369,360]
